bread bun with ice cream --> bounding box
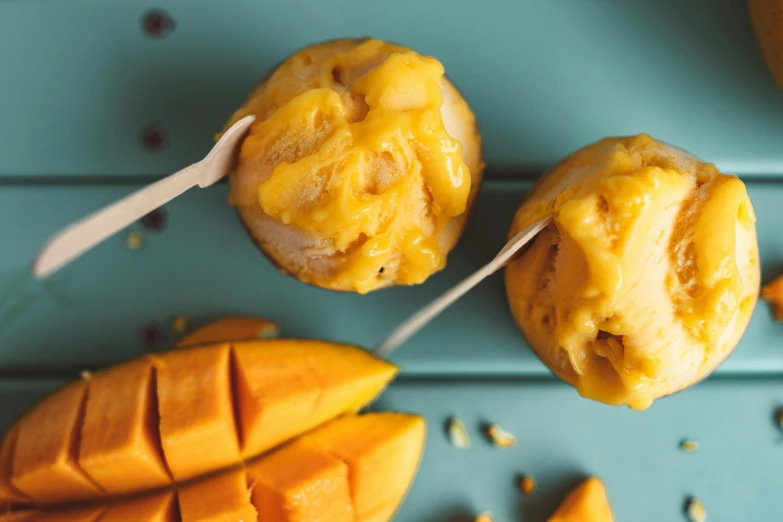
[223,38,483,293]
[505,135,759,409]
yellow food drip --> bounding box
[227,39,474,293]
[506,135,759,409]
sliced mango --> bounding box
[308,413,425,517]
[99,491,176,522]
[11,380,103,503]
[247,439,354,522]
[358,503,399,522]
[1,340,408,516]
[307,343,398,425]
[178,469,256,522]
[30,506,105,522]
[233,341,321,459]
[79,359,171,494]
[0,428,29,507]
[0,511,38,522]
[177,317,278,347]
[548,477,615,522]
[154,343,240,482]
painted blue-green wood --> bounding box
[2,1,783,520]
[1,0,782,178]
[1,378,781,522]
[0,180,781,378]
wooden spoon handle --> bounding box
[375,216,552,358]
[31,163,202,279]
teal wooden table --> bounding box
[1,1,782,521]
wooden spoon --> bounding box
[375,216,551,357]
[31,116,256,279]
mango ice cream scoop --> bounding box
[505,135,760,410]
[223,38,483,293]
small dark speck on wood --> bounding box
[142,9,175,38]
[140,125,166,152]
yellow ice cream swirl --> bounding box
[228,40,472,293]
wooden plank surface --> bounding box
[0,0,782,178]
[2,377,781,522]
[1,180,781,377]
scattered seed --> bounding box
[126,231,144,250]
[80,370,92,381]
[486,424,516,448]
[141,9,175,38]
[474,513,493,522]
[141,208,167,231]
[140,323,166,349]
[447,417,470,448]
[519,474,536,495]
[679,439,699,452]
[172,315,189,334]
[775,408,783,432]
[140,125,166,151]
[686,497,706,522]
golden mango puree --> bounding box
[225,39,482,292]
[506,136,759,409]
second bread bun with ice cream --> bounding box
[505,135,759,410]
[223,38,483,293]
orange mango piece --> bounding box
[308,413,425,517]
[0,428,29,507]
[547,477,615,522]
[178,469,256,522]
[761,273,783,320]
[0,511,39,522]
[358,503,399,522]
[247,439,354,522]
[29,506,105,522]
[12,380,103,503]
[232,340,322,459]
[177,317,278,347]
[154,343,240,482]
[79,359,171,495]
[99,492,175,522]
[307,343,398,426]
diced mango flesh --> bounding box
[308,413,425,516]
[0,428,29,507]
[79,359,171,494]
[178,469,256,522]
[233,342,321,459]
[0,340,401,514]
[29,506,106,522]
[358,503,400,522]
[99,491,175,522]
[307,343,398,426]
[248,439,354,522]
[548,477,615,522]
[11,381,103,503]
[177,317,279,348]
[0,511,39,522]
[154,343,240,482]
[761,273,783,321]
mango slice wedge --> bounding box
[154,343,240,482]
[547,477,615,522]
[7,413,425,522]
[100,492,176,522]
[0,340,398,507]
[80,359,171,495]
[12,380,103,503]
[308,413,425,517]
[178,469,256,522]
[177,317,278,347]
